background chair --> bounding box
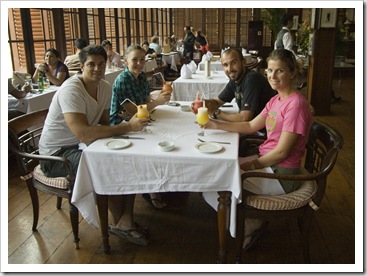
[8,109,80,249]
[235,121,344,263]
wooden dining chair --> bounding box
[235,121,344,263]
[8,109,80,249]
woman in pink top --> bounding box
[205,49,313,249]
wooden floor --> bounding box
[7,74,357,269]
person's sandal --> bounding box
[243,221,269,251]
[108,225,148,246]
[142,193,167,209]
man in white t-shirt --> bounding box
[149,35,162,54]
[39,45,150,246]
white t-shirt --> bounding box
[39,74,112,156]
[149,42,162,54]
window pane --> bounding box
[8,8,27,71]
[63,8,81,56]
[87,8,100,45]
[30,9,56,64]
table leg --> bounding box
[217,191,231,264]
[96,194,110,254]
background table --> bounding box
[172,71,229,101]
[104,68,124,86]
[72,102,241,261]
[8,85,57,113]
[161,52,181,72]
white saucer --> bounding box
[104,139,131,149]
[195,142,222,153]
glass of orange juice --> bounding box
[196,107,209,136]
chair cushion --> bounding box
[245,180,317,210]
[32,164,69,189]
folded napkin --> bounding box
[180,64,192,79]
[188,60,197,74]
[205,51,213,60]
[170,56,178,72]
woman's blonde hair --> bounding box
[124,44,145,58]
[267,49,303,74]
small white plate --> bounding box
[104,139,131,150]
[195,142,223,153]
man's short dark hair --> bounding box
[142,40,149,46]
[222,48,244,61]
[79,45,107,64]
[75,38,87,49]
[101,40,112,47]
[281,14,293,26]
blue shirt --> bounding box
[109,68,150,125]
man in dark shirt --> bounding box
[183,26,195,60]
[142,40,157,59]
[204,48,276,123]
[203,48,277,156]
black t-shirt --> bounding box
[145,48,155,55]
[218,71,277,118]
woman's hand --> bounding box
[21,82,31,93]
[240,161,254,171]
[37,63,48,73]
[155,91,171,105]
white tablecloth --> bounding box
[8,86,58,113]
[71,102,241,236]
[172,71,229,101]
[104,68,124,86]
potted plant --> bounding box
[261,8,286,44]
[296,20,311,56]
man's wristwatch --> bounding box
[212,109,221,119]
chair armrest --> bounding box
[241,170,325,183]
[9,143,75,182]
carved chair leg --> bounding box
[69,202,80,249]
[26,181,39,231]
[56,197,62,209]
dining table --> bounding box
[71,101,241,263]
[8,85,58,114]
[172,70,229,101]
